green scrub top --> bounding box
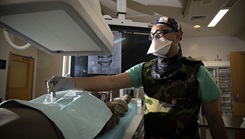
[126,62,222,103]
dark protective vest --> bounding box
[142,57,203,139]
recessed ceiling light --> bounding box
[194,25,201,29]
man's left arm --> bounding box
[202,99,229,139]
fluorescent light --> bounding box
[208,9,229,27]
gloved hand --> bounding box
[47,76,75,93]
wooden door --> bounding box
[7,54,34,100]
[230,51,245,116]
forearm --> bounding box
[73,72,133,91]
[203,100,229,139]
[73,76,113,91]
[206,114,228,139]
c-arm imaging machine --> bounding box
[0,0,114,56]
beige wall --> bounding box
[35,50,63,97]
[0,29,12,101]
[182,36,245,61]
[0,28,63,100]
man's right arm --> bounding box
[73,72,134,91]
[47,62,144,93]
[47,72,134,92]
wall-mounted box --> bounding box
[0,59,6,70]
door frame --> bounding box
[6,52,35,100]
[230,51,245,116]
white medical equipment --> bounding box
[0,0,113,56]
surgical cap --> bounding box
[153,16,181,32]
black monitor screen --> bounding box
[70,25,156,77]
[121,33,156,72]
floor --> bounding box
[135,128,241,139]
[200,128,244,139]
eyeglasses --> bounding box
[149,29,175,40]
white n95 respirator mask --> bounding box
[147,37,173,56]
